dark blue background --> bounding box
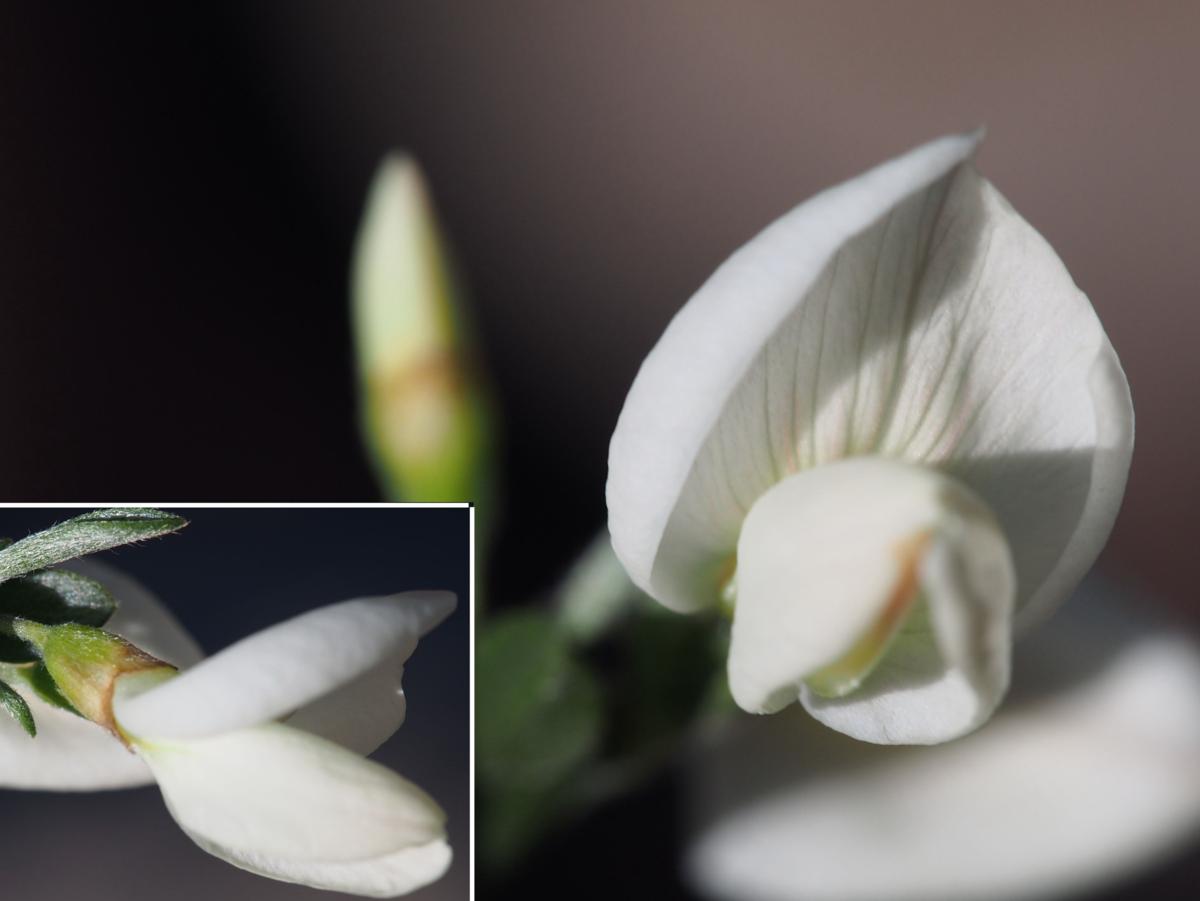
[0,506,470,901]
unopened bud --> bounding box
[351,154,493,504]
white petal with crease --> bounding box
[116,592,454,740]
[135,721,449,895]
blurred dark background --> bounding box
[1,2,1197,899]
[0,506,470,901]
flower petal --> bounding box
[730,457,1014,743]
[136,721,449,896]
[236,837,452,899]
[115,592,455,741]
[67,559,204,668]
[285,660,407,755]
[608,131,981,611]
[0,686,151,790]
[607,131,1131,633]
[687,579,1200,901]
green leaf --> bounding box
[476,611,602,792]
[612,606,728,751]
[0,508,186,583]
[480,783,570,874]
[0,570,118,662]
[0,677,35,737]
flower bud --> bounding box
[352,154,493,505]
[13,619,173,739]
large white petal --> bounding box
[687,579,1200,901]
[608,131,981,610]
[115,591,454,740]
[730,457,1014,743]
[66,558,204,668]
[0,686,151,790]
[135,721,449,896]
[607,132,1132,630]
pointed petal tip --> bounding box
[400,590,457,637]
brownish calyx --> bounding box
[12,619,174,741]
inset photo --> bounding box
[0,505,470,901]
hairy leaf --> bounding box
[0,508,186,583]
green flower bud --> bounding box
[13,619,174,739]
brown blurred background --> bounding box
[1,2,1197,898]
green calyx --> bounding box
[11,620,174,738]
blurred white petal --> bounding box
[731,458,1014,743]
[135,721,449,896]
[116,591,454,740]
[687,579,1200,901]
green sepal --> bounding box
[10,620,170,731]
[610,603,728,753]
[0,508,187,584]
[0,677,35,737]
[476,611,602,792]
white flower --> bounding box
[685,578,1200,901]
[607,132,1134,744]
[0,560,456,898]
